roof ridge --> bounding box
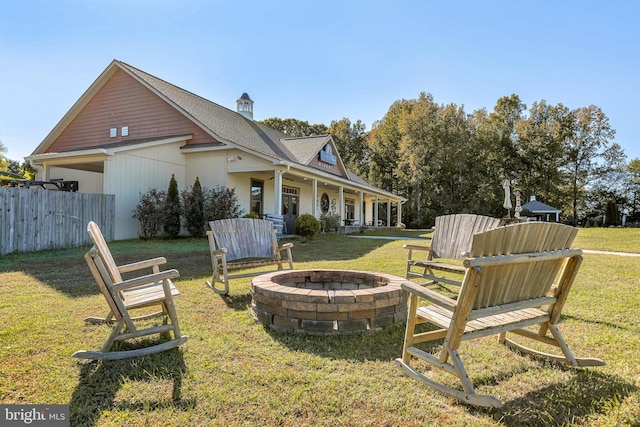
[115,59,245,119]
[280,134,330,141]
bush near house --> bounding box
[182,177,205,237]
[134,181,244,239]
[163,174,182,239]
[320,212,341,233]
[295,213,321,238]
[204,186,243,222]
[132,188,167,240]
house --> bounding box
[521,195,561,222]
[25,60,405,240]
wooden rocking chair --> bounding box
[396,222,605,407]
[404,214,501,287]
[206,218,294,294]
[73,221,187,360]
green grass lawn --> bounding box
[0,228,638,426]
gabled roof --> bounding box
[118,61,297,161]
[280,135,331,165]
[521,199,561,213]
[30,59,405,200]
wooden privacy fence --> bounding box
[0,188,115,256]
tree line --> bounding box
[0,141,36,184]
[3,90,638,228]
[261,93,639,228]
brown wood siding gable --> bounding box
[47,69,216,153]
[307,155,348,178]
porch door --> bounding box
[282,194,299,234]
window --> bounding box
[345,198,355,220]
[121,126,129,136]
[251,180,263,216]
[109,128,117,138]
[282,186,299,196]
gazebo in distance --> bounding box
[521,195,561,222]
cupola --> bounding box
[236,92,254,120]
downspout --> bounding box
[29,159,45,180]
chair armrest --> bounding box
[276,242,293,252]
[400,281,457,312]
[118,257,167,273]
[112,269,180,292]
[210,248,228,258]
[404,243,433,262]
[403,244,431,251]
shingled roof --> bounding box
[521,199,561,213]
[118,61,300,161]
[30,60,402,199]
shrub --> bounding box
[605,199,621,227]
[182,177,205,237]
[295,214,321,238]
[163,174,182,239]
[132,188,166,240]
[243,212,259,219]
[204,186,244,221]
[320,213,341,233]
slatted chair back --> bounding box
[206,218,294,294]
[431,214,502,260]
[87,220,124,283]
[84,246,125,322]
[209,218,276,261]
[466,222,578,310]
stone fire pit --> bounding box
[251,269,408,335]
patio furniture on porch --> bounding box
[404,214,501,286]
[206,218,294,294]
[396,222,605,407]
[73,221,187,360]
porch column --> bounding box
[397,202,402,227]
[274,170,283,215]
[102,158,114,194]
[356,191,362,225]
[387,198,391,227]
[338,186,344,225]
[312,179,318,218]
[374,196,379,227]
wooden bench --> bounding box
[404,214,501,286]
[396,222,605,407]
[206,218,294,294]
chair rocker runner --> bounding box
[404,214,501,287]
[206,218,294,294]
[396,222,605,407]
[73,221,187,360]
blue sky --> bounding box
[1,0,638,162]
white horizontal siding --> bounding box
[47,167,104,194]
[105,141,186,239]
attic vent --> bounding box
[121,126,129,137]
[109,128,117,138]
